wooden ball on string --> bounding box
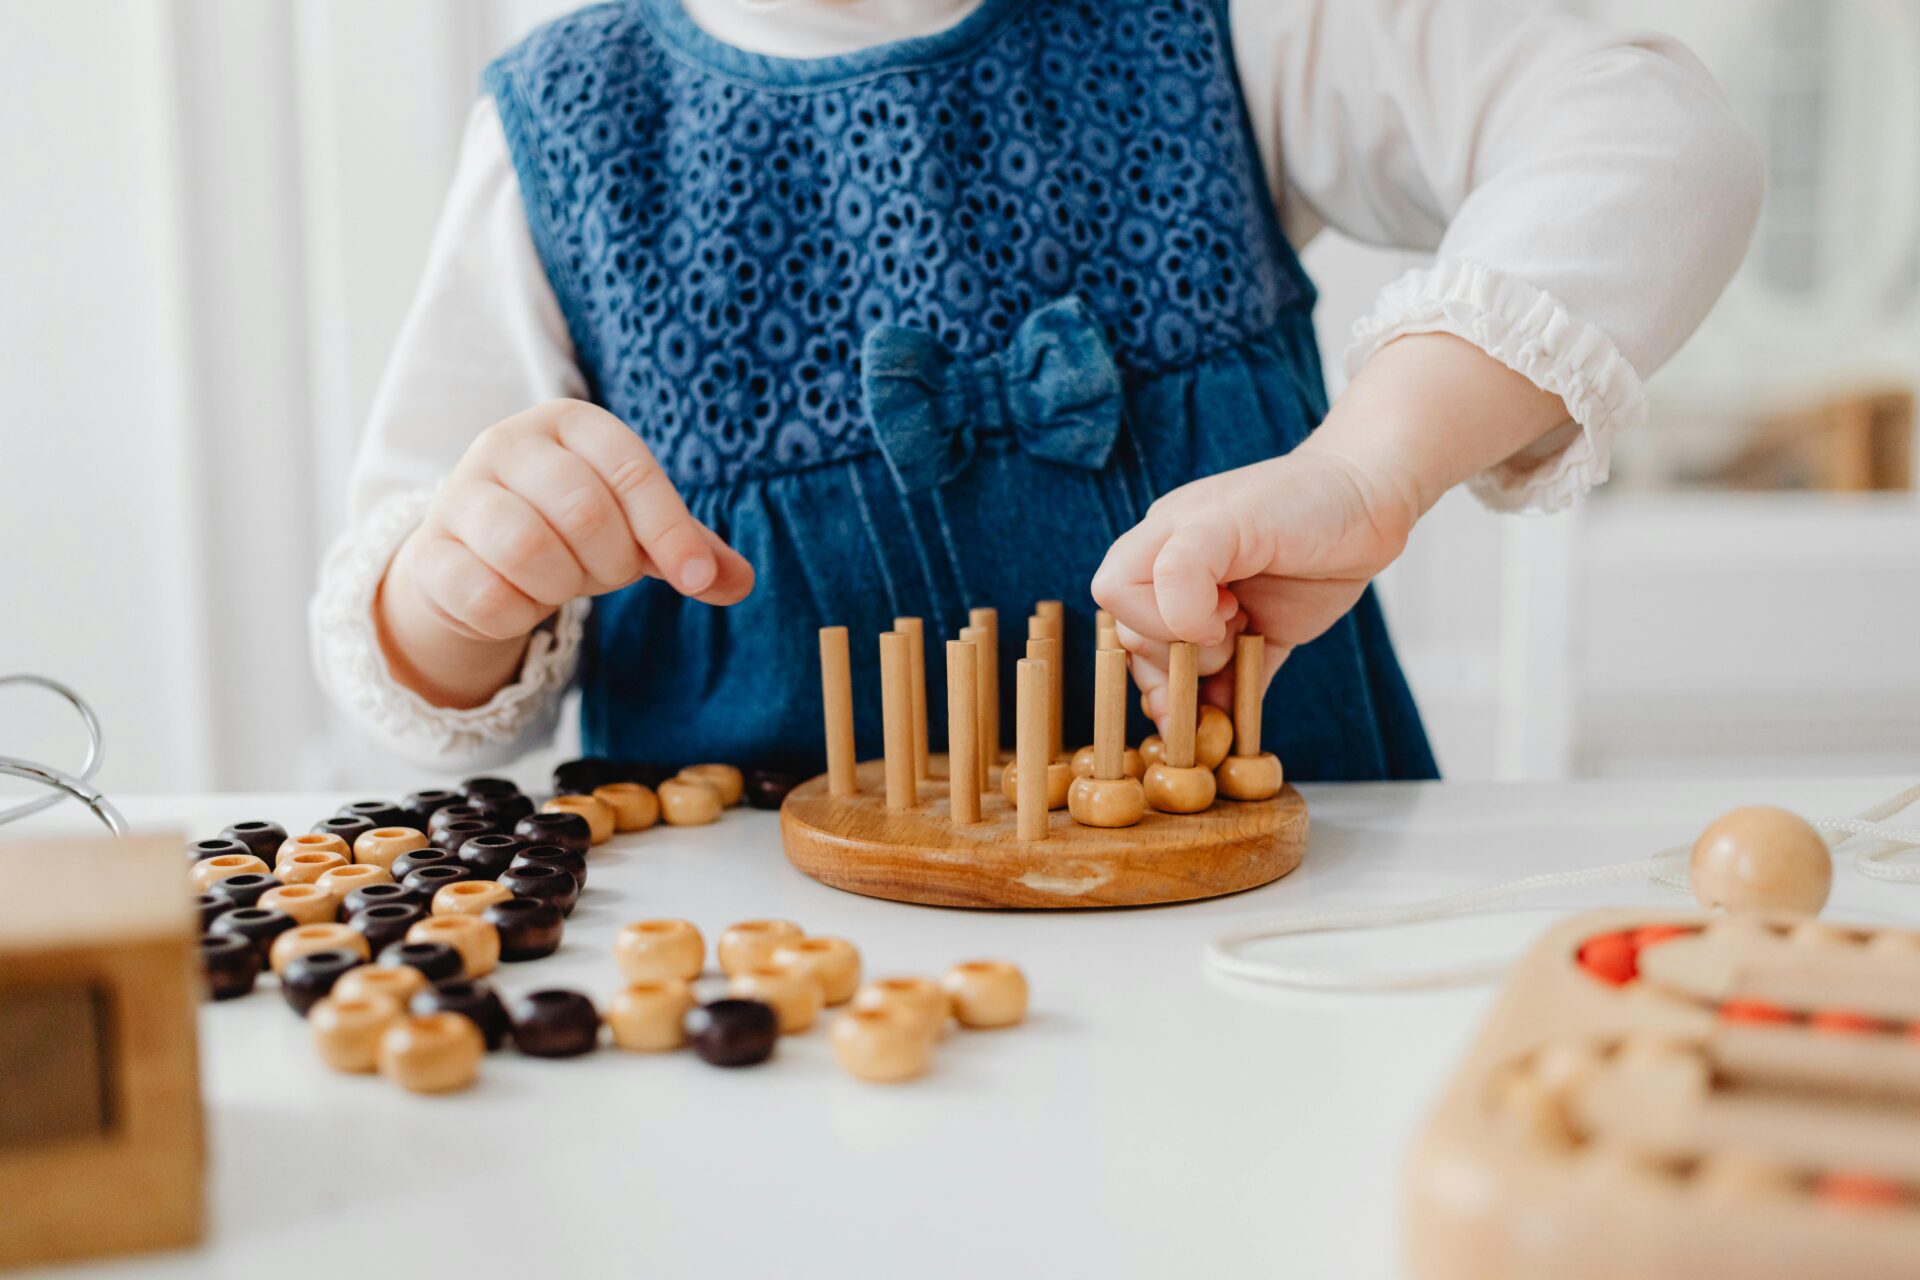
[1689,805,1832,916]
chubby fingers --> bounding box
[1093,507,1247,649]
[402,527,552,644]
[1117,618,1240,731]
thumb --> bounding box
[1151,525,1234,645]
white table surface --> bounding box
[15,774,1920,1280]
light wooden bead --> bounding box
[1214,753,1283,801]
[317,863,392,902]
[1689,805,1832,916]
[718,919,803,976]
[615,918,706,982]
[1067,775,1145,828]
[258,882,337,926]
[408,913,499,979]
[543,794,615,845]
[942,960,1029,1028]
[377,1012,484,1094]
[353,826,427,873]
[277,832,350,867]
[1194,705,1233,770]
[831,1006,934,1083]
[333,963,428,1009]
[591,782,660,832]
[269,921,369,976]
[191,852,270,892]
[678,763,744,808]
[999,760,1072,809]
[433,879,512,917]
[658,778,723,826]
[310,992,402,1073]
[852,976,950,1040]
[278,846,350,886]
[1139,736,1165,768]
[607,979,694,1051]
[771,936,862,1005]
[730,962,823,1033]
[1144,763,1216,814]
[1071,745,1143,779]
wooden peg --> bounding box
[1036,599,1064,623]
[959,625,991,790]
[946,640,982,825]
[1096,609,1118,653]
[1029,613,1065,759]
[1165,641,1199,769]
[968,607,999,768]
[1093,647,1128,780]
[1233,634,1264,756]
[879,631,916,811]
[1016,658,1049,841]
[819,626,857,798]
[893,615,929,781]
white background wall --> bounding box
[2,0,1915,803]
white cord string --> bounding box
[1205,782,1920,992]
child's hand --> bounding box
[1092,445,1418,727]
[377,400,753,706]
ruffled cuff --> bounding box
[308,487,587,769]
[1344,258,1648,515]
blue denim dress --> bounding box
[486,0,1440,781]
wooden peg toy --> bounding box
[1690,805,1833,916]
[1015,657,1052,841]
[1069,647,1146,828]
[831,1006,934,1083]
[1002,636,1072,808]
[959,625,994,788]
[946,639,982,826]
[1215,634,1283,801]
[1028,612,1066,759]
[1095,607,1117,652]
[879,630,918,810]
[968,607,1001,769]
[1071,743,1143,779]
[819,625,858,798]
[894,615,930,781]
[1144,642,1216,814]
[1195,705,1234,770]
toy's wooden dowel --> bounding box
[959,625,991,790]
[1165,641,1199,770]
[1030,612,1065,759]
[969,607,999,767]
[1036,599,1064,623]
[1233,634,1264,757]
[1713,1025,1920,1105]
[879,631,916,810]
[1093,647,1126,780]
[1016,658,1049,841]
[946,640,981,825]
[1096,608,1118,653]
[818,626,857,798]
[1639,934,1920,1022]
[894,615,929,781]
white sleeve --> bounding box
[309,97,592,770]
[1230,0,1766,512]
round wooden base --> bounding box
[780,754,1308,909]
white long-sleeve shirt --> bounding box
[312,0,1765,768]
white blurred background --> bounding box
[2,0,1916,800]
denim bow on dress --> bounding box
[861,297,1124,494]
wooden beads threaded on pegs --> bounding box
[1143,642,1216,814]
[1000,758,1072,809]
[1068,647,1145,828]
[1194,705,1234,770]
[1214,634,1282,801]
[1690,805,1833,915]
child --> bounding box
[312,0,1762,780]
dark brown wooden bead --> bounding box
[379,939,464,984]
[497,863,580,916]
[209,871,281,911]
[412,979,510,1050]
[341,881,425,919]
[514,812,591,857]
[207,907,296,967]
[744,769,804,810]
[470,790,534,827]
[509,845,586,890]
[401,788,462,833]
[189,836,252,865]
[432,818,499,855]
[428,804,487,839]
[552,757,673,795]
[507,988,599,1057]
[200,933,260,1001]
[402,864,474,898]
[218,820,287,863]
[389,847,458,882]
[462,776,520,802]
[337,799,407,830]
[280,949,363,1017]
[312,814,375,848]
[484,897,564,961]
[685,999,778,1067]
[456,833,524,881]
[197,892,231,931]
[348,902,426,956]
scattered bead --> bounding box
[207,907,296,967]
[592,781,660,832]
[615,919,706,983]
[379,939,464,984]
[743,768,804,810]
[432,818,500,855]
[942,961,1028,1028]
[497,863,579,916]
[269,921,369,976]
[389,847,458,882]
[1576,933,1638,986]
[470,789,534,828]
[310,992,403,1073]
[544,794,616,844]
[408,914,500,979]
[209,871,281,911]
[509,845,587,891]
[508,988,600,1058]
[553,757,673,795]
[1143,763,1215,814]
[199,933,260,1001]
[218,820,288,864]
[851,977,950,1040]
[316,863,392,902]
[337,799,406,830]
[718,919,804,976]
[1690,805,1832,916]
[399,788,462,833]
[514,811,591,857]
[831,1006,934,1083]
[259,882,337,926]
[656,778,722,826]
[404,864,475,899]
[428,804,486,839]
[607,979,694,1052]
[456,832,525,881]
[334,963,428,1010]
[191,852,270,893]
[677,764,744,808]
[433,879,511,917]
[730,962,822,1033]
[685,999,778,1067]
[188,837,251,866]
[340,881,423,919]
[276,831,348,869]
[485,897,564,961]
[771,936,861,1005]
[462,776,520,802]
[196,892,231,932]
[312,814,375,849]
[280,949,363,1017]
[378,1013,484,1093]
[354,826,428,873]
[411,979,511,1050]
[348,902,426,956]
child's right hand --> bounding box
[376,400,753,707]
